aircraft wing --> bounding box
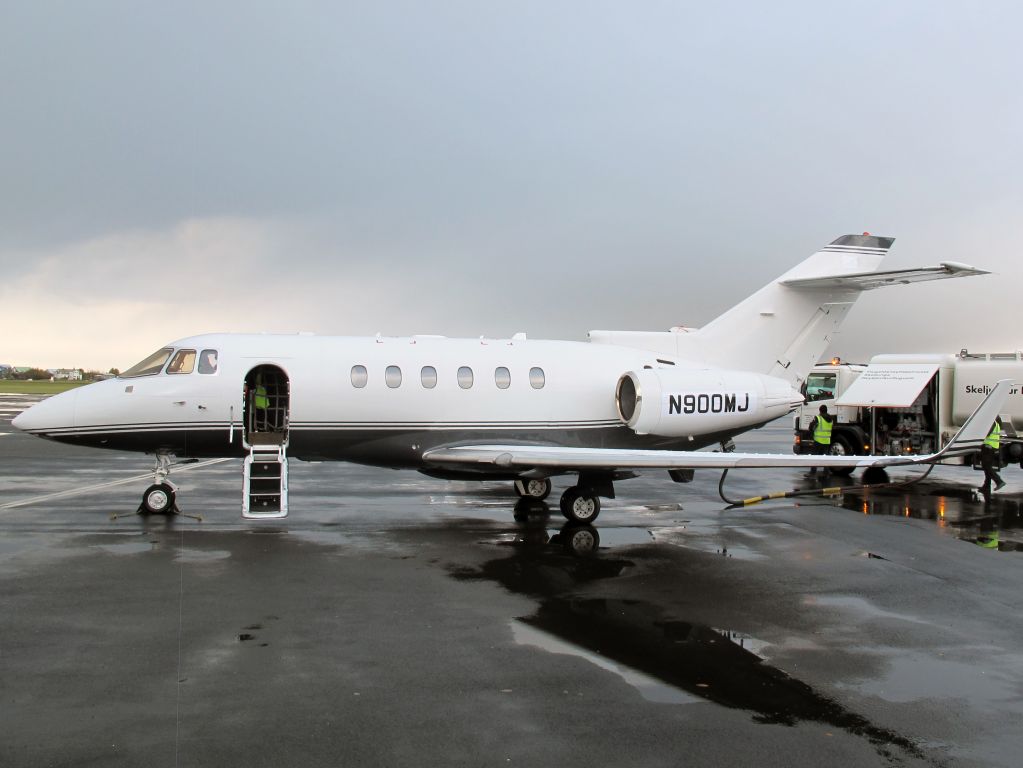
[424,380,1012,474]
[780,262,988,292]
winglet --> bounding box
[936,379,1014,456]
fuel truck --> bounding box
[793,351,1023,475]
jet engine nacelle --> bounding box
[616,368,802,437]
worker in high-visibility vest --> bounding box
[975,529,1000,549]
[979,416,1006,495]
[808,404,834,476]
[254,383,269,410]
[251,377,270,432]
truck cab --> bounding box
[794,361,868,463]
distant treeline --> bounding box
[1,368,116,381]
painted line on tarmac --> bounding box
[0,458,233,510]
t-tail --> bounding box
[673,234,988,389]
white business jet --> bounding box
[13,234,1001,523]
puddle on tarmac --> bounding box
[650,526,767,561]
[842,486,1023,552]
[511,620,701,704]
[489,523,654,557]
[95,541,156,556]
[450,531,925,762]
[843,648,1021,705]
[174,549,231,563]
[805,596,932,627]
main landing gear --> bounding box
[514,474,613,524]
[560,487,600,523]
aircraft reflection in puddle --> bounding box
[842,486,1023,552]
[451,516,925,762]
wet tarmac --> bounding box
[2,394,1023,767]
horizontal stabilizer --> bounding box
[780,262,988,292]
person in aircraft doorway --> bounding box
[979,416,1006,496]
[808,404,835,477]
[252,375,270,432]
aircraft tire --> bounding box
[560,487,600,523]
[515,478,552,500]
[141,483,176,515]
[828,436,855,477]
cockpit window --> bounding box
[198,349,219,374]
[121,348,174,378]
[167,349,197,375]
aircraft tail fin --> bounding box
[676,234,893,387]
[674,234,986,390]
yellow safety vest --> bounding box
[813,415,833,445]
[254,385,269,410]
[976,531,1000,549]
[984,422,1001,450]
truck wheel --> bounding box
[828,436,855,477]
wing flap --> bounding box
[424,444,887,471]
[423,381,1013,473]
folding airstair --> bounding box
[242,366,290,519]
[243,444,289,519]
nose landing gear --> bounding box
[111,452,203,521]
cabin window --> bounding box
[351,365,368,388]
[457,366,474,389]
[495,367,511,389]
[166,349,197,375]
[529,367,545,389]
[421,366,437,389]
[385,365,402,388]
[198,349,219,374]
[121,347,173,378]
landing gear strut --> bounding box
[136,452,181,516]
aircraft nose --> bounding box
[11,389,78,434]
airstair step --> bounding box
[242,445,288,519]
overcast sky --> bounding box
[1,1,1020,371]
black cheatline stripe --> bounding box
[38,421,229,431]
[31,424,231,436]
[28,421,623,437]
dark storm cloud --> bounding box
[1,1,1021,368]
